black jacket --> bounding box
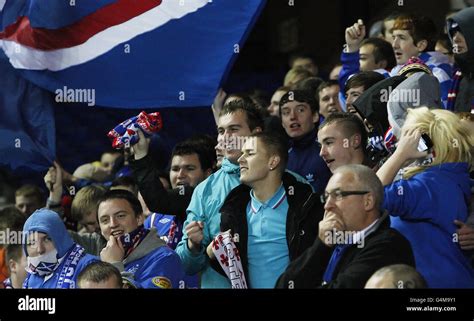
[130,155,193,223]
[275,213,415,289]
[211,172,324,287]
[449,8,474,112]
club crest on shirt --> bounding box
[126,264,140,274]
[152,276,172,289]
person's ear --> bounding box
[137,213,145,226]
[268,155,281,171]
[364,192,375,211]
[252,127,263,134]
[350,134,362,149]
[416,39,428,52]
[204,168,212,178]
[377,59,388,70]
[312,111,319,124]
[8,259,17,274]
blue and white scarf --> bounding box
[23,244,86,289]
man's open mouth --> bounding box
[325,159,335,165]
[111,230,124,237]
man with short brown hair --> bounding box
[15,184,44,217]
[208,132,323,288]
[176,99,264,288]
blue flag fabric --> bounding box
[0,50,55,173]
[0,0,266,108]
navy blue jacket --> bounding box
[287,129,331,195]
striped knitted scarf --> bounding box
[447,68,463,111]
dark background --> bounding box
[227,0,450,92]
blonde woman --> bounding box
[377,107,474,288]
[283,67,313,87]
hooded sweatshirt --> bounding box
[383,163,474,288]
[390,51,452,107]
[387,72,442,138]
[111,227,185,289]
[447,7,474,113]
[22,208,98,288]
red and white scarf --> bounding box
[211,231,247,289]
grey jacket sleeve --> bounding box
[68,231,106,256]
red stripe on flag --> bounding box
[0,0,162,51]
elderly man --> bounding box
[365,264,427,289]
[276,164,415,288]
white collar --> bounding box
[352,218,379,245]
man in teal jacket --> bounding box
[176,99,264,288]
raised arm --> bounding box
[376,127,428,186]
[130,129,192,221]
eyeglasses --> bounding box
[320,189,369,204]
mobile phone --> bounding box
[417,133,433,152]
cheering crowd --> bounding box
[1,7,474,289]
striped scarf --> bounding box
[120,225,149,259]
[23,244,86,289]
[447,68,463,111]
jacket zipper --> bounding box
[289,192,313,247]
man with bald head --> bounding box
[276,164,415,288]
[365,264,427,289]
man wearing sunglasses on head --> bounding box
[276,164,415,289]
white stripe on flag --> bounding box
[0,0,209,71]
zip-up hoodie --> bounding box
[22,208,98,288]
[111,227,185,289]
[383,163,474,288]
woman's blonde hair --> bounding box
[283,67,313,86]
[402,107,473,179]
